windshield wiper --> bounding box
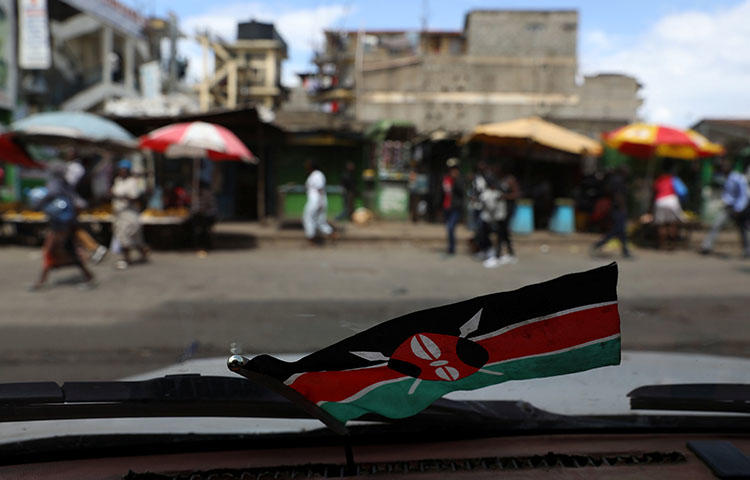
[2,375,749,433]
[0,374,310,422]
[0,374,597,431]
[628,384,750,414]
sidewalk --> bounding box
[215,220,743,250]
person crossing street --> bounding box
[441,158,465,256]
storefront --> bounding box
[364,120,417,221]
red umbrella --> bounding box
[139,121,255,163]
[0,133,45,169]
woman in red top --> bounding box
[652,161,686,249]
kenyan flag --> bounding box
[231,263,620,426]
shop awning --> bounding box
[462,117,602,156]
[364,120,416,141]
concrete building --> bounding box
[307,10,641,137]
[199,20,287,111]
[17,0,167,113]
[691,119,750,157]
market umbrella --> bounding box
[11,111,137,151]
[685,129,726,158]
[602,123,724,160]
[603,123,725,213]
[139,122,255,208]
[138,121,255,163]
[462,116,603,156]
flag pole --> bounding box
[227,354,350,436]
[344,442,356,475]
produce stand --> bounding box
[0,206,191,247]
[630,211,703,249]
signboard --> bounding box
[0,0,17,108]
[377,183,408,220]
[139,61,160,98]
[18,0,51,70]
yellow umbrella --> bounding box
[686,130,725,158]
[603,123,724,160]
[463,116,602,156]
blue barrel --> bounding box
[549,198,575,234]
[510,199,534,235]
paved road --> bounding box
[1,240,748,382]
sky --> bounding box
[127,0,750,127]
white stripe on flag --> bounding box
[470,301,618,342]
[284,372,304,386]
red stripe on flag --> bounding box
[479,304,620,364]
[289,366,403,405]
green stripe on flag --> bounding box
[321,336,621,423]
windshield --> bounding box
[1,0,749,441]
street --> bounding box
[1,233,749,383]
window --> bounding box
[526,22,545,31]
[562,22,577,32]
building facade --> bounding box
[199,20,287,111]
[15,0,166,113]
[307,10,641,137]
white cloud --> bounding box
[581,0,750,127]
[177,2,351,86]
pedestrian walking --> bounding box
[469,161,490,256]
[31,163,95,289]
[62,150,107,264]
[482,164,520,267]
[591,165,632,258]
[700,163,730,255]
[479,177,506,268]
[303,159,334,244]
[111,159,149,269]
[713,159,750,257]
[192,180,218,254]
[496,164,520,262]
[441,158,464,256]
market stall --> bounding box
[138,121,255,245]
[0,111,194,245]
[363,120,417,220]
[462,116,602,233]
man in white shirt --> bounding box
[111,159,149,268]
[303,159,333,243]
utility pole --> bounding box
[167,11,178,94]
[199,33,210,111]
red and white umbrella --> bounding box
[139,121,255,163]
